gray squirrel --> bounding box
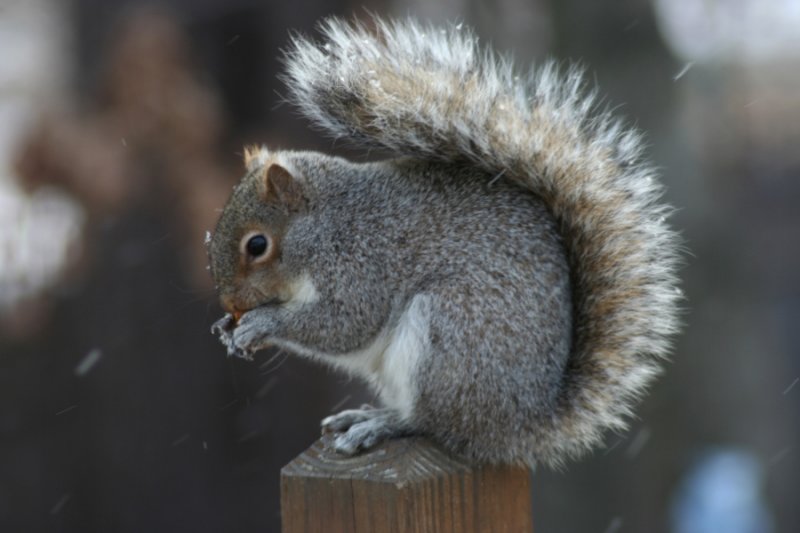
[208,17,681,468]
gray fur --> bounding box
[208,17,681,468]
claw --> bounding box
[322,408,406,455]
[210,314,253,360]
[211,314,236,335]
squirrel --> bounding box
[208,17,681,468]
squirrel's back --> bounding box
[282,18,681,466]
[286,153,572,326]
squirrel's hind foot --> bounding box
[322,407,408,455]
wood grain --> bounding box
[281,435,533,533]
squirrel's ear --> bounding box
[263,163,307,212]
[243,145,268,171]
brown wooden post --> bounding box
[281,434,533,533]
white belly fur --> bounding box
[281,295,430,420]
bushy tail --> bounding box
[284,17,681,465]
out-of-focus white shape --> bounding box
[673,62,694,81]
[654,0,800,64]
[0,184,85,309]
[671,449,774,533]
[0,0,84,310]
[0,0,71,158]
[74,348,102,376]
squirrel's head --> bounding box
[208,147,308,322]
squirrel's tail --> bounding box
[284,17,681,466]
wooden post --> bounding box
[281,434,533,533]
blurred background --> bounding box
[1,0,798,531]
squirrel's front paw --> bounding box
[228,310,278,359]
[211,313,255,360]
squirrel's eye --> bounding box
[245,234,268,257]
